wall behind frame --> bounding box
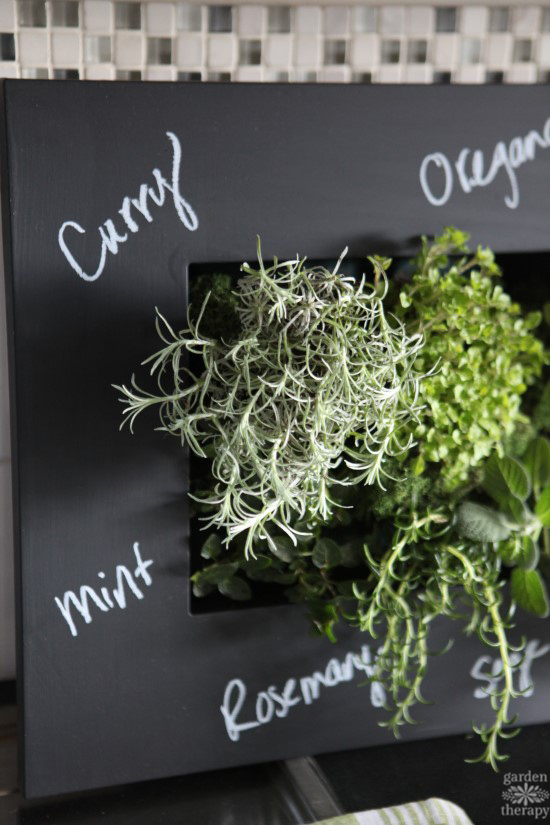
[1,0,550,680]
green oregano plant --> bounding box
[396,228,546,492]
[115,228,550,771]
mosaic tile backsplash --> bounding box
[0,1,550,682]
[0,2,550,84]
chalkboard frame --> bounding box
[2,80,550,799]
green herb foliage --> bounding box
[396,228,546,492]
[115,240,424,556]
[116,229,550,771]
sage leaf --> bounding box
[510,568,550,617]
[535,484,550,526]
[483,455,530,504]
[517,536,540,571]
[523,437,550,490]
[456,502,511,542]
[500,496,526,525]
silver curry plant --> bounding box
[115,240,426,556]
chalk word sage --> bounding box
[419,116,550,210]
[470,638,550,699]
[220,646,386,742]
[54,542,154,637]
[58,131,198,281]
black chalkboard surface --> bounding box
[2,80,550,799]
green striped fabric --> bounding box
[314,798,473,825]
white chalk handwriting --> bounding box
[58,131,198,281]
[220,645,386,742]
[54,542,154,637]
[470,638,550,699]
[419,117,550,209]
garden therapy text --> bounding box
[419,116,550,209]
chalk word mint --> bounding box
[220,646,386,742]
[58,131,198,281]
[54,542,154,637]
[419,116,550,210]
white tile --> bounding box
[0,1,15,29]
[407,6,434,35]
[538,34,550,67]
[176,3,202,32]
[175,33,202,67]
[0,64,18,78]
[512,6,540,36]
[264,34,291,68]
[455,63,485,82]
[324,6,349,36]
[207,34,235,69]
[145,66,176,80]
[0,461,15,681]
[84,64,114,79]
[294,6,321,35]
[145,2,175,35]
[402,64,432,82]
[51,32,80,65]
[114,32,143,67]
[267,7,290,34]
[293,69,317,81]
[18,30,48,65]
[82,0,112,32]
[235,65,262,81]
[84,34,111,63]
[461,36,482,64]
[377,64,402,82]
[460,6,488,35]
[237,6,264,37]
[294,35,321,67]
[264,69,288,81]
[350,34,378,68]
[379,6,406,35]
[485,33,513,68]
[319,66,350,82]
[352,7,377,34]
[507,63,537,82]
[432,33,460,68]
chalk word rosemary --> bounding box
[58,131,199,281]
[220,646,386,742]
[470,638,550,699]
[54,542,154,637]
[419,116,550,209]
